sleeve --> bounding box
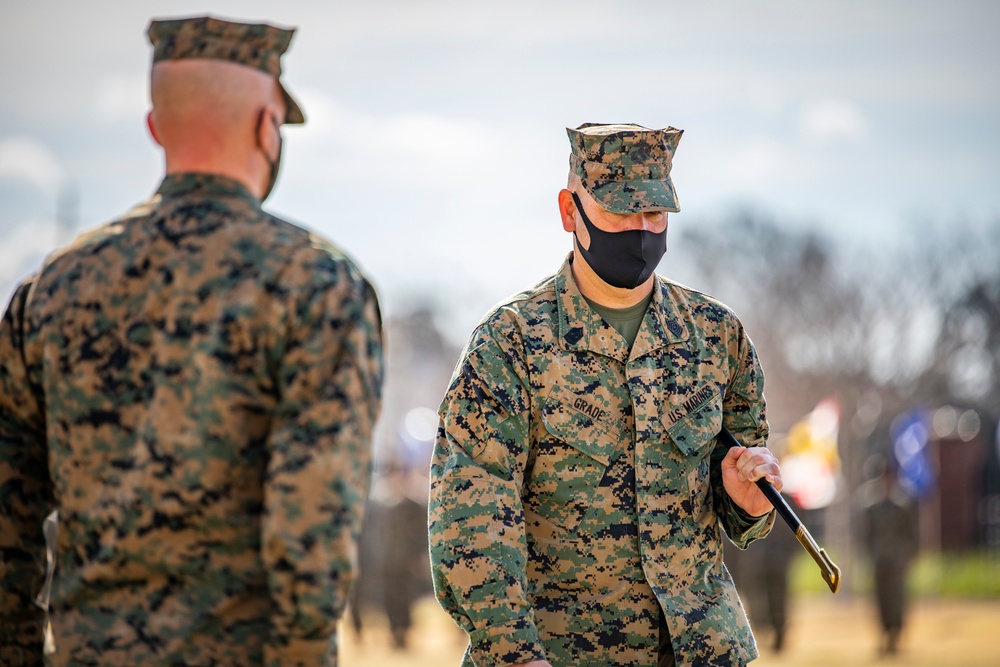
[260,259,384,667]
[0,280,51,667]
[428,323,547,667]
[713,317,775,549]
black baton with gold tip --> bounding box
[719,427,842,594]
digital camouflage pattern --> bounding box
[0,173,383,667]
[147,15,304,124]
[568,123,683,214]
[429,256,774,667]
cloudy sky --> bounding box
[2,0,998,337]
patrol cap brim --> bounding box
[280,83,305,124]
[586,177,680,214]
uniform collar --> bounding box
[154,172,261,207]
[632,271,689,358]
[555,253,688,362]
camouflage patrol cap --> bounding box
[567,123,683,213]
[147,15,305,124]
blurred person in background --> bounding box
[0,15,383,667]
[429,123,781,667]
[374,459,432,650]
[860,456,919,657]
[349,456,432,651]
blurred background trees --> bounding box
[678,213,1000,611]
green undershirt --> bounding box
[583,291,653,349]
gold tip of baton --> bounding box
[795,525,842,593]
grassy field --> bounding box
[789,551,1000,598]
[341,593,1000,667]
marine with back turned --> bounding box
[0,15,383,667]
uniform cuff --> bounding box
[467,615,546,667]
[728,502,776,548]
[264,637,333,667]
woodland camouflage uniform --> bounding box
[429,124,774,667]
[0,16,383,667]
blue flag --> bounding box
[892,408,934,499]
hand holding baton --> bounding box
[719,427,842,594]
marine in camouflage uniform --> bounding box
[429,124,779,667]
[0,16,383,667]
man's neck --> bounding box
[163,152,264,200]
[569,250,654,309]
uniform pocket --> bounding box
[664,392,722,455]
[665,393,723,518]
[527,390,618,532]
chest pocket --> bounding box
[528,387,619,532]
[665,394,723,455]
[664,393,723,519]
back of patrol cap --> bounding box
[147,15,305,124]
[567,123,683,214]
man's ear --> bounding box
[255,104,282,157]
[558,189,579,233]
[146,111,162,147]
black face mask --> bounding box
[572,192,667,289]
[256,111,282,201]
